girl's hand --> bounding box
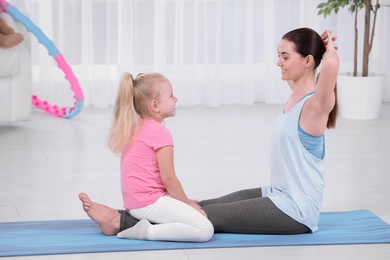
[189,200,208,218]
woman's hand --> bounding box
[321,30,338,51]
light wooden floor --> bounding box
[1,103,390,259]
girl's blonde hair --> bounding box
[108,72,167,154]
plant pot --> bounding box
[337,72,385,120]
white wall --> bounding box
[6,0,390,107]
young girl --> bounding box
[107,72,213,242]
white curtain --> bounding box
[8,0,390,108]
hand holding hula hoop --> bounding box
[1,0,84,118]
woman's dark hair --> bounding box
[282,27,338,129]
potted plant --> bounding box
[317,0,388,120]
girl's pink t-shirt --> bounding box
[121,119,173,209]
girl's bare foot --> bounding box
[78,192,120,236]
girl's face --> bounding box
[276,39,307,82]
[156,79,178,120]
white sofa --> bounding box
[0,12,31,124]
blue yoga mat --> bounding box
[1,210,390,257]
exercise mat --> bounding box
[1,210,390,257]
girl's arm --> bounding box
[157,146,207,217]
[157,145,189,203]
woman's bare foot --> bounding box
[79,192,121,236]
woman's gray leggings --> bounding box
[119,188,310,235]
[198,187,310,234]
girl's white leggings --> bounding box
[129,196,214,242]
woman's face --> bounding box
[276,39,307,82]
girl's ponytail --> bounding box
[108,73,140,154]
